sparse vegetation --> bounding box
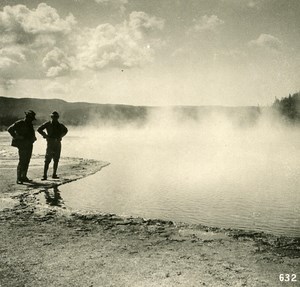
[273,92,300,123]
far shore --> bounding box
[0,150,299,287]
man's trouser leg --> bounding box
[53,160,59,177]
[43,160,51,178]
[52,142,61,177]
[18,145,33,180]
[17,154,22,181]
[17,148,24,180]
[43,141,53,178]
[23,145,33,179]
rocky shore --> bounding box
[0,151,299,286]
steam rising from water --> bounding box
[58,109,300,235]
[69,107,299,168]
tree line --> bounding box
[273,92,300,123]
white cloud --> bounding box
[0,47,26,65]
[0,3,76,80]
[0,4,76,41]
[128,11,164,36]
[42,47,72,77]
[0,78,16,90]
[248,33,282,51]
[0,4,164,83]
[0,46,27,78]
[189,15,224,33]
[76,11,164,70]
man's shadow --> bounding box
[24,179,61,189]
[44,186,63,207]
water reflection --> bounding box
[44,186,63,207]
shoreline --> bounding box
[0,155,299,286]
[2,154,298,242]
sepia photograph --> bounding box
[0,0,299,286]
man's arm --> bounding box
[7,123,16,138]
[61,124,68,138]
[7,121,24,139]
[7,122,22,139]
[37,122,48,138]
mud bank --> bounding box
[0,151,109,209]
[0,155,299,287]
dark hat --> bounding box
[50,111,59,117]
[25,110,36,120]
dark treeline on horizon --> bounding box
[273,92,300,123]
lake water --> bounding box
[55,118,300,237]
[2,115,299,236]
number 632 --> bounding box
[279,274,297,282]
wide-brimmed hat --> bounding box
[50,111,59,118]
[25,110,36,120]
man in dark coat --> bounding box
[7,110,37,184]
[37,111,68,180]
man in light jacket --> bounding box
[37,111,68,180]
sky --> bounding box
[0,0,299,106]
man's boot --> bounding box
[52,160,59,179]
[42,161,50,180]
[16,164,23,184]
[22,163,32,182]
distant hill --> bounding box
[0,96,150,128]
[0,96,262,129]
